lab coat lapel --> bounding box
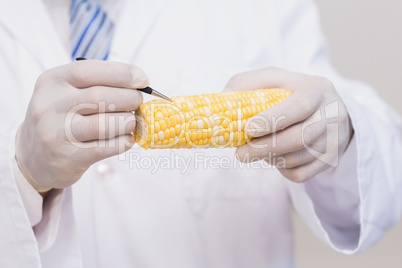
[110,0,171,62]
[0,0,70,70]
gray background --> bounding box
[295,1,402,267]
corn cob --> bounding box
[134,88,292,149]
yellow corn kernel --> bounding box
[159,120,167,131]
[155,112,164,121]
[154,121,160,133]
[164,129,170,140]
[169,115,177,126]
[175,124,182,136]
[160,108,169,117]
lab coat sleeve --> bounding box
[10,126,80,264]
[276,0,402,253]
[0,125,42,267]
[11,124,44,227]
[0,26,82,267]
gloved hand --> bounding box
[15,60,148,191]
[224,67,354,183]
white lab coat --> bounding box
[0,0,401,267]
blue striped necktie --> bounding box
[69,0,115,60]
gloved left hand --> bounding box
[224,67,354,183]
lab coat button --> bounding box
[96,163,110,174]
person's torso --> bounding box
[1,1,294,267]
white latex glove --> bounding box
[16,60,148,191]
[225,67,353,183]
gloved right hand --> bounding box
[15,60,148,191]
